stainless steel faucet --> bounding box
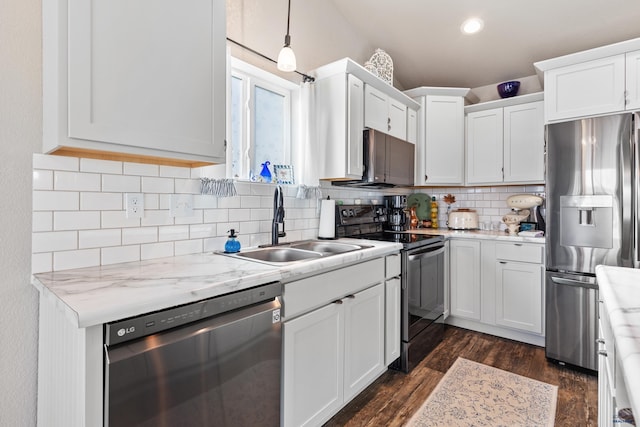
[272,186,286,245]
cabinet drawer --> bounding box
[385,254,401,278]
[495,242,543,263]
[283,258,385,319]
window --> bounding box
[229,58,299,181]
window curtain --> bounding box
[295,80,322,199]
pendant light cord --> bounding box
[285,0,292,44]
[226,37,315,82]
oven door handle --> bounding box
[407,245,445,260]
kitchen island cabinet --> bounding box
[404,87,470,186]
[465,93,545,185]
[43,0,226,167]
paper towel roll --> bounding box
[318,199,336,239]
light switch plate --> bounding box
[169,194,194,218]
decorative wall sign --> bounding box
[273,164,295,184]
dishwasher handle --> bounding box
[550,275,598,290]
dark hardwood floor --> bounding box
[324,326,598,427]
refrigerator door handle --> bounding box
[550,275,598,290]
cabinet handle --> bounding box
[514,243,523,247]
[598,350,608,357]
[499,261,507,264]
[332,300,343,305]
[596,338,605,344]
[346,294,355,299]
[424,175,428,182]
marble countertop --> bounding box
[33,239,401,328]
[595,265,640,419]
[402,228,546,244]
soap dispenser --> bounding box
[224,229,241,253]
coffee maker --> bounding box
[384,195,408,231]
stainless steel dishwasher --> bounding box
[104,282,282,427]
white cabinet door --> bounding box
[53,0,226,164]
[407,108,418,144]
[343,284,385,402]
[364,85,390,133]
[347,74,365,177]
[494,261,543,333]
[388,98,408,140]
[449,240,481,320]
[625,50,640,110]
[384,277,401,365]
[466,108,504,184]
[283,302,344,427]
[503,101,545,183]
[544,55,626,122]
[422,96,465,185]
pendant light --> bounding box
[277,0,297,72]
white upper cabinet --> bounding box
[543,55,625,122]
[310,58,420,180]
[43,0,226,166]
[465,93,545,186]
[625,50,640,110]
[535,38,640,123]
[404,87,469,186]
[364,84,408,140]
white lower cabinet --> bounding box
[448,238,545,345]
[384,277,401,364]
[282,257,391,427]
[495,260,543,334]
[283,283,385,427]
[449,239,481,320]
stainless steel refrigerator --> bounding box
[545,113,639,372]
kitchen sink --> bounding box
[224,240,372,265]
[289,241,368,255]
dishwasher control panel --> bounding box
[105,281,282,346]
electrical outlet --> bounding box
[169,194,194,218]
[125,193,144,218]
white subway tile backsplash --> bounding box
[174,178,200,194]
[175,239,202,256]
[102,245,140,265]
[122,227,158,245]
[141,242,173,260]
[32,231,77,253]
[33,170,53,190]
[53,249,100,271]
[54,171,101,191]
[81,192,122,211]
[33,212,53,232]
[124,162,159,176]
[33,153,78,171]
[142,177,174,193]
[32,252,52,274]
[80,158,123,174]
[159,225,189,242]
[79,229,121,249]
[101,211,141,229]
[160,165,191,178]
[190,224,216,239]
[33,191,79,211]
[102,174,141,193]
[141,210,173,227]
[54,211,100,231]
[33,154,545,273]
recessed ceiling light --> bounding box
[461,17,484,35]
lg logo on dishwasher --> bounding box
[117,326,136,337]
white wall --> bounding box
[0,0,41,425]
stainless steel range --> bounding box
[336,203,445,372]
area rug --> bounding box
[406,357,558,427]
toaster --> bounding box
[447,209,479,230]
